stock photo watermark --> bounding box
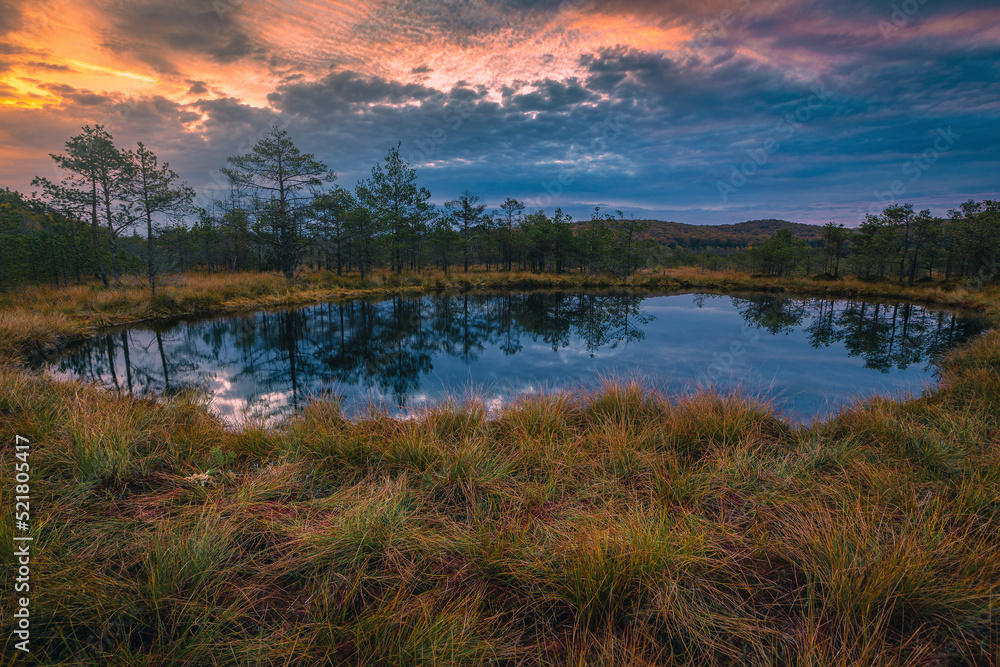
[692,0,753,49]
[402,100,476,166]
[692,324,762,390]
[528,114,628,210]
[716,85,832,202]
[878,0,931,40]
[11,435,32,653]
[867,126,959,214]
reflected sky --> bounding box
[47,292,990,423]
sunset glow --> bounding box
[1,0,998,223]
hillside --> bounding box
[636,218,824,248]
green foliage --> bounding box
[6,123,999,290]
[221,127,335,279]
[355,143,434,276]
[0,188,97,289]
[32,124,141,283]
[821,221,850,277]
[129,141,194,294]
[746,228,811,276]
[444,189,489,272]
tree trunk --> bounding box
[91,179,110,287]
[104,184,121,280]
[146,202,156,296]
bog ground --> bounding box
[1,270,999,665]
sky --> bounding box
[0,0,998,225]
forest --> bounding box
[1,124,998,291]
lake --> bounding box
[46,291,990,423]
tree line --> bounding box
[1,124,997,290]
[741,202,1000,284]
[3,125,650,291]
[187,131,650,281]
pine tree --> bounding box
[32,125,133,285]
[498,198,525,271]
[356,144,433,275]
[445,190,487,272]
[221,127,334,279]
[127,142,193,294]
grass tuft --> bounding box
[2,270,999,664]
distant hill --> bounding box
[636,219,824,248]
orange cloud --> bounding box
[0,0,767,114]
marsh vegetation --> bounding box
[2,269,999,664]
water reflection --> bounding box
[49,292,989,422]
[723,294,975,371]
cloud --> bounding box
[269,71,444,117]
[36,82,114,106]
[25,61,74,71]
[0,0,24,36]
[99,0,264,70]
[0,0,996,225]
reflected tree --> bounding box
[52,293,987,420]
[733,296,807,335]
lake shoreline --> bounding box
[3,268,996,364]
[40,290,991,426]
[3,271,1000,663]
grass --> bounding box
[1,269,999,664]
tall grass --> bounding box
[1,273,999,663]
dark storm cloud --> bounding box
[816,0,1000,19]
[193,97,279,133]
[506,78,593,111]
[578,47,802,118]
[268,71,445,116]
[596,0,1000,32]
[37,82,114,106]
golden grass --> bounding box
[1,270,999,663]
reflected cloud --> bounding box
[47,291,988,423]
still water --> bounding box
[47,292,989,423]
